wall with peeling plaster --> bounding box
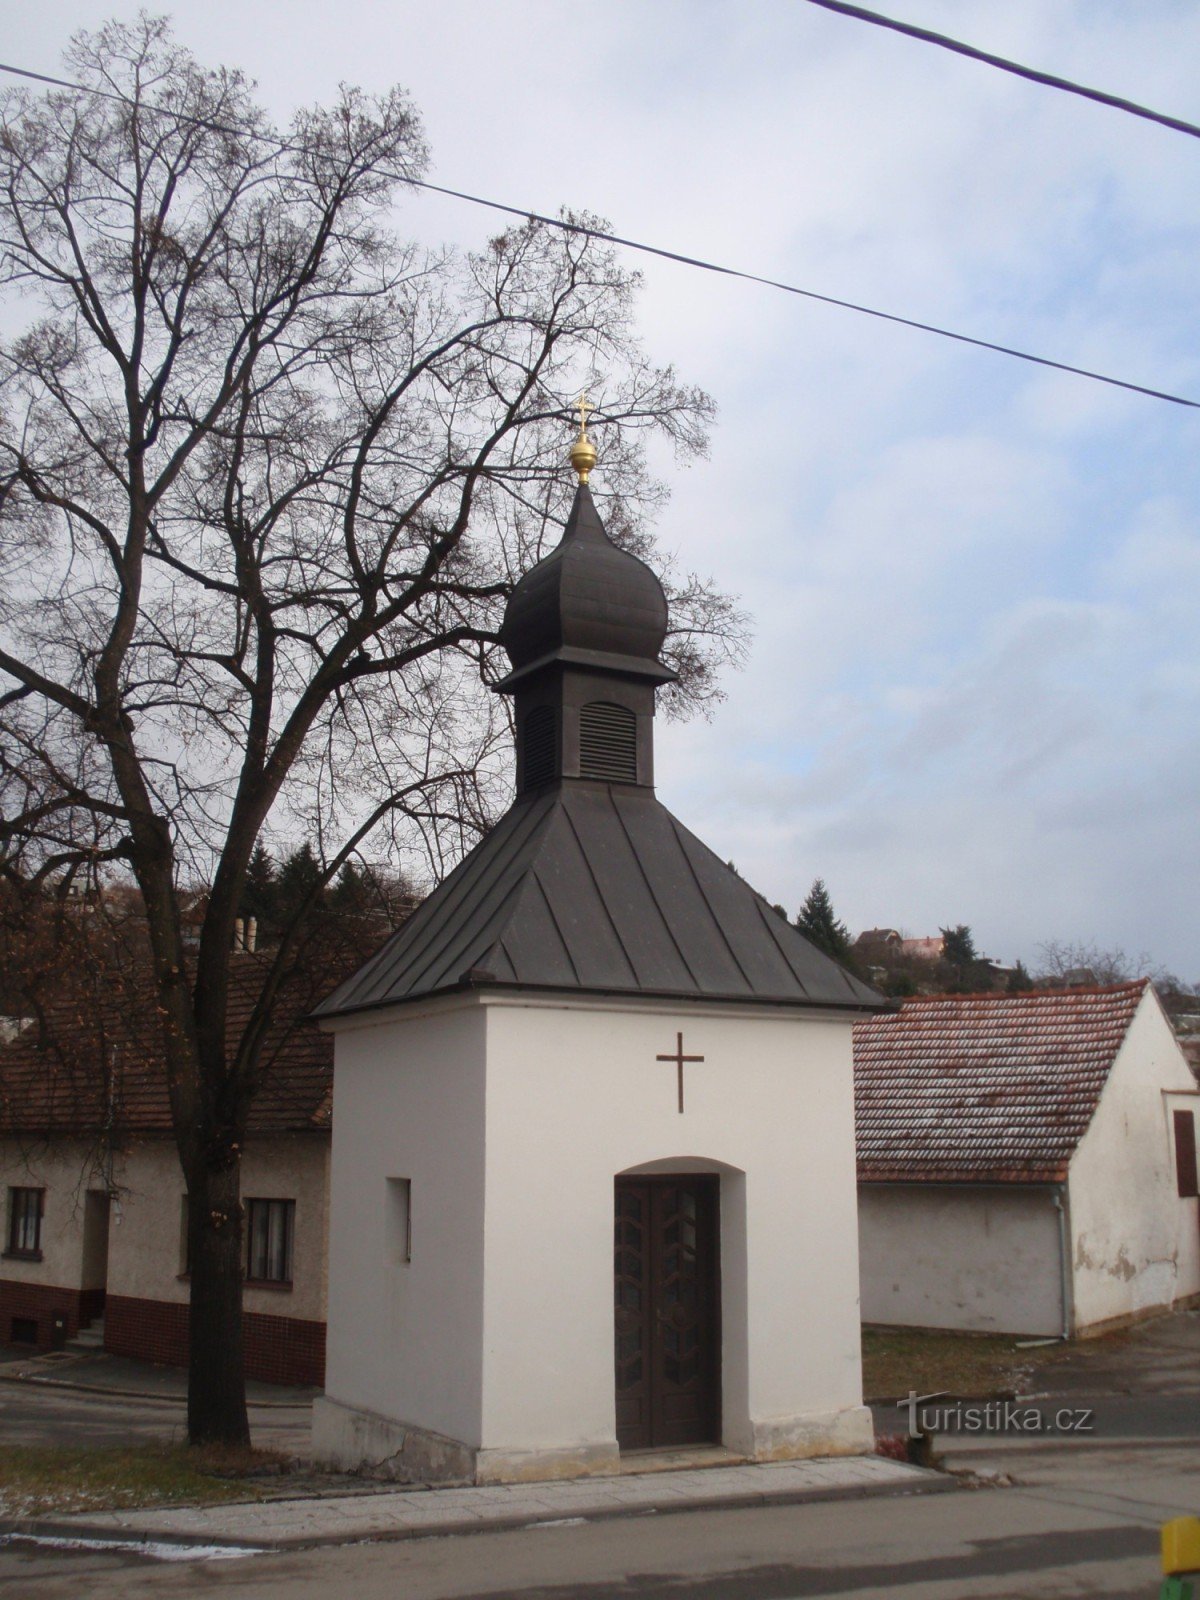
[1067,990,1200,1333]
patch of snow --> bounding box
[0,1533,262,1562]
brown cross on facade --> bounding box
[656,1032,705,1114]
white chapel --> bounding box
[312,420,882,1483]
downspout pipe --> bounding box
[1053,1185,1073,1340]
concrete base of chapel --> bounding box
[314,1395,875,1485]
[733,1404,876,1462]
[313,1396,621,1485]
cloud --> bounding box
[10,0,1198,972]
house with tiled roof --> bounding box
[0,953,332,1385]
[854,981,1200,1337]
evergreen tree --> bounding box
[939,924,991,992]
[1006,960,1034,993]
[240,844,278,933]
[275,843,325,925]
[795,879,853,964]
[330,860,390,917]
[331,861,366,911]
[883,971,918,999]
[940,924,978,968]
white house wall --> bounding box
[1067,992,1200,1332]
[320,1002,488,1454]
[0,1138,100,1289]
[857,1184,1064,1336]
[0,1135,329,1322]
[106,1137,330,1323]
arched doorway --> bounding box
[613,1174,720,1450]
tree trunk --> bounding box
[186,1160,250,1447]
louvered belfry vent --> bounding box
[522,705,557,789]
[579,701,637,783]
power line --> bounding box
[802,0,1200,142]
[0,55,1197,412]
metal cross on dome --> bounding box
[656,1032,705,1114]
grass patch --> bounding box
[862,1327,1063,1402]
[0,1443,284,1519]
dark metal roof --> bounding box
[315,783,882,1019]
[497,485,672,689]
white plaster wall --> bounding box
[106,1142,188,1304]
[106,1136,329,1322]
[323,1003,487,1446]
[478,999,865,1458]
[0,1139,98,1288]
[1068,992,1200,1331]
[857,1184,1064,1336]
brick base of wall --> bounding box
[105,1294,325,1387]
[0,1277,87,1350]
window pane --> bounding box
[250,1202,266,1278]
[245,1198,294,1282]
[267,1202,285,1280]
[8,1188,42,1254]
[386,1178,411,1264]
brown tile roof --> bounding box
[0,953,333,1140]
[854,981,1149,1184]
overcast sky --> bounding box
[9,1,1200,977]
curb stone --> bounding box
[0,1465,959,1555]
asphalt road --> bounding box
[0,1377,311,1454]
[0,1470,1181,1600]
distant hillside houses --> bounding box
[852,928,1016,989]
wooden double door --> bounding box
[614,1176,720,1451]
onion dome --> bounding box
[497,482,673,687]
[498,400,674,689]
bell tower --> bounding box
[495,404,676,793]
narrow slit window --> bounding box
[387,1178,412,1264]
[1175,1108,1198,1199]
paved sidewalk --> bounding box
[5,1455,951,1553]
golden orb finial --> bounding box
[569,392,598,484]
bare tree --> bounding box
[1035,938,1199,1018]
[1034,940,1141,988]
[0,17,746,1443]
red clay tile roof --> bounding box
[854,981,1149,1184]
[0,952,333,1139]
